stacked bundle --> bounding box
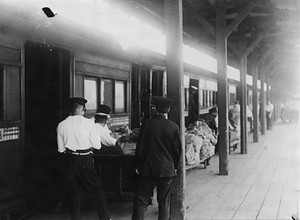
[186,120,217,162]
[185,133,203,165]
[111,125,132,139]
[113,126,139,155]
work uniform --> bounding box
[96,124,116,147]
[132,111,182,220]
[94,104,119,155]
[200,107,219,155]
[57,113,111,220]
[266,102,274,130]
[200,112,218,135]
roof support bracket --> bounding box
[225,0,260,38]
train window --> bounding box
[199,90,203,108]
[84,78,98,110]
[229,93,236,106]
[115,80,126,113]
[101,79,113,110]
[203,90,208,108]
[0,65,21,121]
[208,91,212,107]
[0,65,3,120]
[78,74,129,115]
[212,91,217,106]
[184,88,189,110]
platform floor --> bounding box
[30,121,300,220]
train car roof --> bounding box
[126,46,219,79]
[0,0,127,60]
[126,47,166,68]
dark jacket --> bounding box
[135,114,182,177]
[200,113,218,135]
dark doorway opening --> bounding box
[24,41,70,200]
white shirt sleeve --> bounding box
[96,124,117,146]
[90,123,102,150]
[57,124,66,153]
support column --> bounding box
[240,57,248,154]
[164,0,185,219]
[260,65,266,135]
[251,49,259,142]
[266,75,271,102]
[238,14,247,154]
[216,0,229,175]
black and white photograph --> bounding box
[0,0,299,219]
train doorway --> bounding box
[188,78,199,125]
[24,42,70,198]
[131,64,166,128]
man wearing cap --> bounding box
[200,107,218,135]
[57,97,111,220]
[94,104,118,154]
[132,96,182,220]
[200,107,219,157]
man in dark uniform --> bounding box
[57,97,111,220]
[132,96,182,220]
[200,107,219,157]
[200,107,218,135]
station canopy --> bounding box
[2,0,300,95]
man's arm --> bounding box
[57,126,66,153]
[90,123,102,150]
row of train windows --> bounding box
[184,88,217,110]
[200,90,217,108]
[75,74,128,115]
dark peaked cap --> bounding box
[152,96,173,109]
[96,104,111,116]
[69,97,87,106]
[209,107,218,113]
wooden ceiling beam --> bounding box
[225,0,260,38]
[241,25,272,57]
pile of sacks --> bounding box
[111,125,139,155]
[185,120,217,165]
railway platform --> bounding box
[28,120,300,220]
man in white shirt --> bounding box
[94,104,120,155]
[57,97,111,220]
[266,100,274,130]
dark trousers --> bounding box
[65,154,111,220]
[132,176,173,220]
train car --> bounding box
[0,1,135,216]
[0,1,247,217]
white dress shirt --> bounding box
[57,115,101,153]
[266,103,274,113]
[95,123,117,146]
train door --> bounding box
[229,84,237,108]
[131,65,151,128]
[189,78,199,124]
[24,42,70,197]
[152,69,166,97]
[0,59,23,201]
[140,68,152,121]
[247,89,253,110]
[131,64,165,128]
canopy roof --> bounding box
[105,0,300,94]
